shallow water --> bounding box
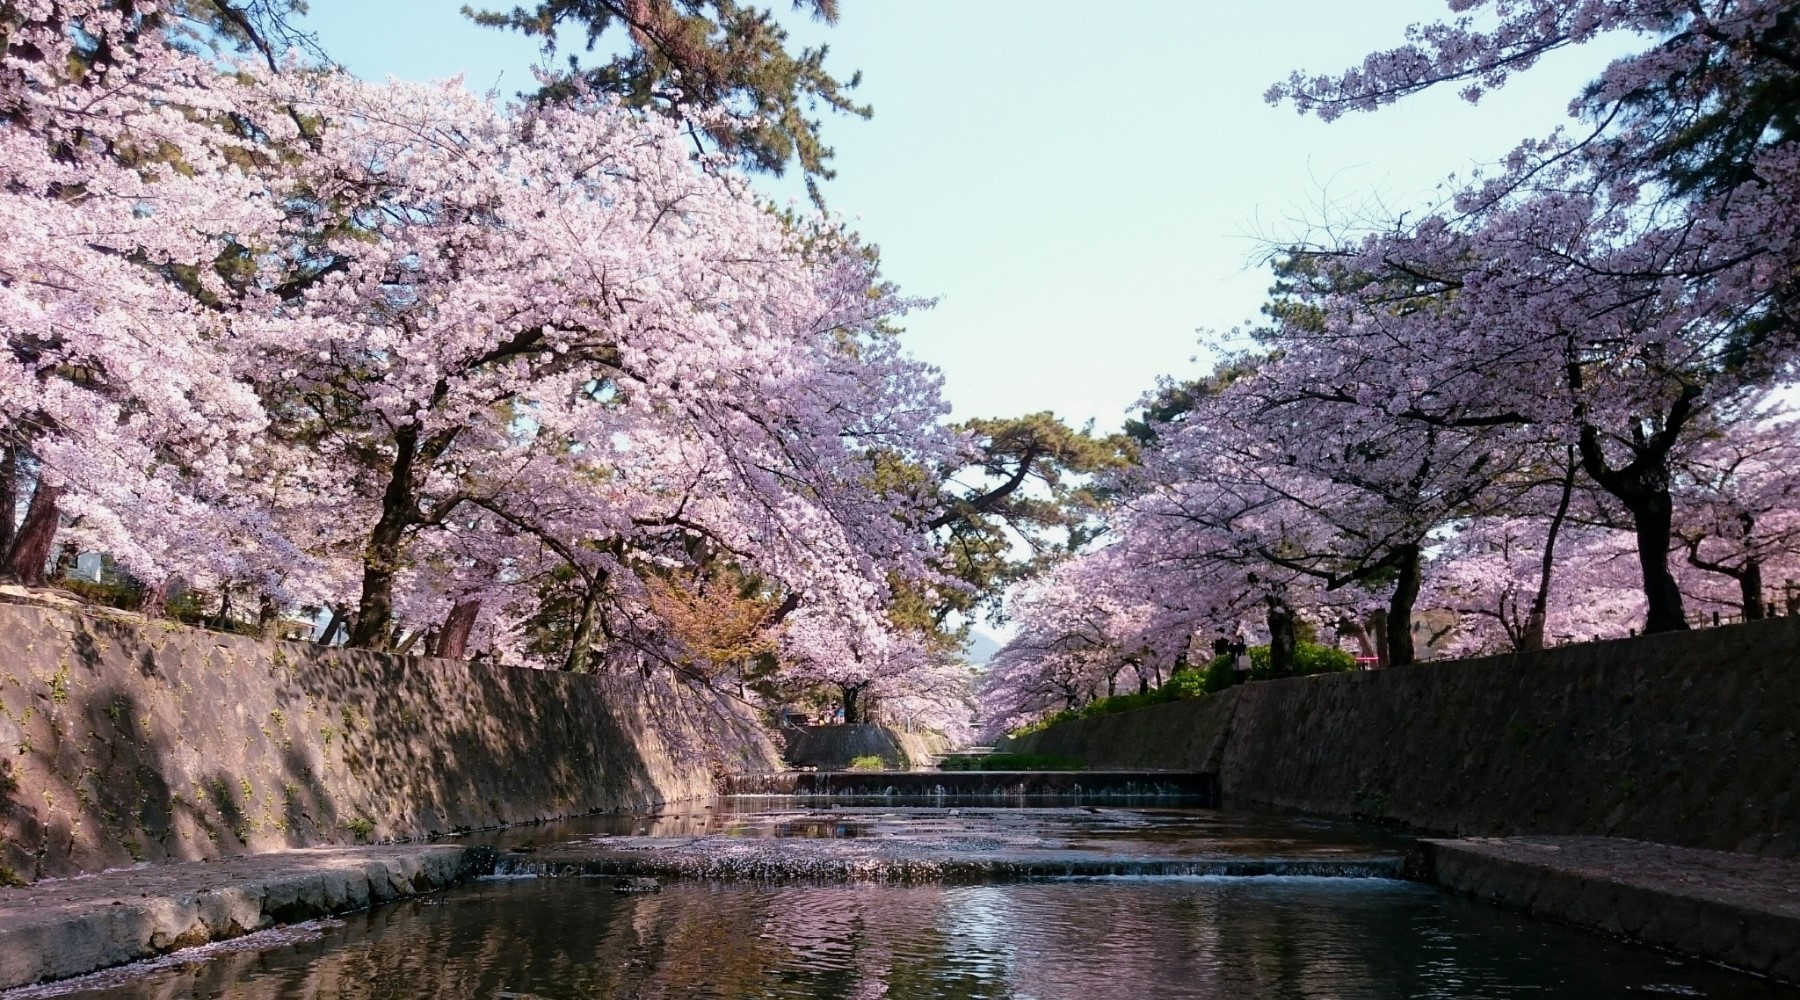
[25,804,1800,999]
[36,877,1797,999]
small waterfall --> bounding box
[490,852,1405,883]
[719,770,1220,804]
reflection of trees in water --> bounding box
[77,894,550,998]
[750,886,1004,999]
[980,884,1225,999]
[605,884,788,995]
[27,884,1408,1000]
[71,880,1798,1000]
[947,882,1412,999]
[1208,883,1383,998]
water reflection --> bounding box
[43,877,1798,1000]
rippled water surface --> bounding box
[41,877,1795,1000]
[32,804,1800,999]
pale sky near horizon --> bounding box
[297,1,1640,434]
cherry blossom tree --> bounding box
[2,5,975,728]
[776,605,969,732]
[1265,0,1800,633]
[0,0,302,590]
[1114,341,1526,668]
[1671,397,1800,619]
[231,71,956,660]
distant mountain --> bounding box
[962,629,1003,666]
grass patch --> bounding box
[846,755,887,771]
[1008,672,1207,739]
[1008,642,1356,740]
[937,752,1082,772]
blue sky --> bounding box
[298,1,1637,434]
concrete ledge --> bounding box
[0,844,495,989]
[1421,836,1800,984]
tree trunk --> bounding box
[1740,556,1765,621]
[348,515,408,646]
[841,683,865,725]
[1266,594,1297,678]
[50,545,75,583]
[1569,365,1694,634]
[348,428,420,648]
[432,598,481,659]
[316,605,346,646]
[0,445,16,556]
[213,584,234,631]
[1525,450,1578,652]
[1626,490,1688,633]
[1577,458,1689,633]
[138,575,179,617]
[1367,610,1389,669]
[1385,544,1422,667]
[1342,617,1377,661]
[257,594,279,639]
[4,480,61,587]
[1571,411,1690,632]
[561,585,603,673]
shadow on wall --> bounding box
[0,602,780,882]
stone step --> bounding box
[1420,836,1800,985]
[500,840,1403,883]
[0,844,494,990]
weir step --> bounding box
[496,850,1401,883]
[935,746,996,757]
[719,770,1220,803]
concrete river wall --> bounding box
[0,601,781,882]
[1005,617,1800,858]
[778,723,946,771]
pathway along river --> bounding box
[14,795,1798,999]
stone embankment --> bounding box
[0,600,781,882]
[1004,617,1800,858]
[0,843,495,989]
[1421,836,1800,985]
[777,723,945,770]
